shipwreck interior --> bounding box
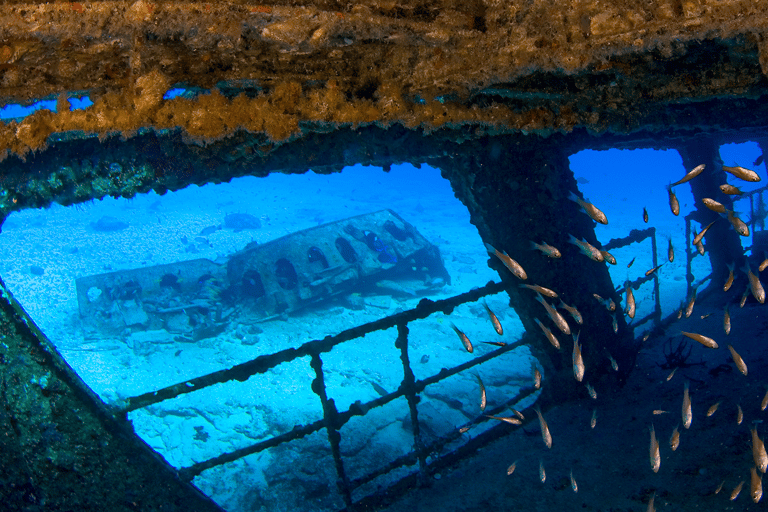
[2,1,768,511]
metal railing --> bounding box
[605,227,662,330]
[118,279,536,510]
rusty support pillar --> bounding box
[677,138,745,296]
[429,135,635,403]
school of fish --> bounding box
[447,161,768,509]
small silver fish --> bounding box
[724,262,735,291]
[539,460,546,483]
[484,414,522,425]
[607,353,618,371]
[744,261,765,304]
[669,424,680,451]
[680,331,718,349]
[667,185,680,216]
[737,404,744,425]
[451,323,473,353]
[720,183,743,195]
[568,191,608,224]
[671,163,706,186]
[506,460,518,476]
[534,318,561,350]
[558,300,583,325]
[692,219,717,245]
[625,281,636,319]
[649,424,660,473]
[684,291,696,318]
[723,165,761,182]
[706,401,721,417]
[520,284,559,298]
[568,234,604,262]
[572,334,584,382]
[600,250,617,265]
[668,238,674,262]
[682,381,692,429]
[475,374,487,411]
[535,294,571,335]
[732,480,745,501]
[485,243,527,280]
[725,209,750,236]
[701,197,726,213]
[529,240,561,258]
[724,305,731,335]
[645,264,664,277]
[728,344,748,376]
[482,301,503,336]
[590,409,597,429]
[752,466,763,503]
[534,405,553,449]
[569,469,578,492]
[533,365,542,389]
[752,426,768,473]
[586,383,597,400]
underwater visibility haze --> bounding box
[3,110,768,512]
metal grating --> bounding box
[117,279,536,510]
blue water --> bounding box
[0,120,765,511]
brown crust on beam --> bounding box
[0,3,766,158]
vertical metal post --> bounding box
[650,228,662,326]
[395,322,429,485]
[685,217,693,300]
[309,352,353,507]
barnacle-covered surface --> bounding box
[1,1,768,511]
[0,1,767,163]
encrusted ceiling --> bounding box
[0,1,767,162]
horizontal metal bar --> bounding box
[346,386,537,491]
[603,227,655,251]
[178,419,325,481]
[121,280,507,412]
[174,329,526,480]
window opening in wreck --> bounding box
[569,148,715,332]
[0,162,536,512]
